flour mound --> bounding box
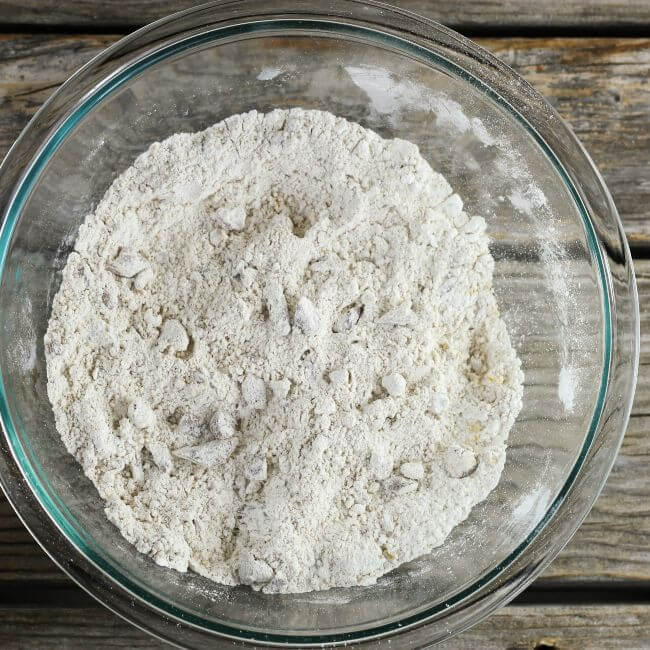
[45,109,523,593]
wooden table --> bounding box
[0,2,649,647]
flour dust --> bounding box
[45,109,523,593]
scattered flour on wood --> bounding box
[45,108,523,593]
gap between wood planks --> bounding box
[1,0,650,35]
[0,578,648,609]
[0,22,648,39]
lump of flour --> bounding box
[45,108,523,593]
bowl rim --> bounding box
[0,1,639,647]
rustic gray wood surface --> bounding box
[0,4,648,648]
[0,604,649,649]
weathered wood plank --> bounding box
[482,37,650,250]
[0,606,163,648]
[542,415,650,581]
[0,0,649,30]
[0,603,649,648]
[0,33,117,159]
[446,604,650,649]
[0,501,63,581]
[1,35,648,246]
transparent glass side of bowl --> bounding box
[0,32,605,635]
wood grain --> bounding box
[0,606,163,649]
[0,501,62,582]
[1,603,649,648]
[0,0,649,31]
[482,37,650,251]
[444,605,650,649]
[1,34,648,247]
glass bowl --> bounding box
[0,1,638,647]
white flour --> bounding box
[45,108,523,593]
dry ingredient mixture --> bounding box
[45,108,523,593]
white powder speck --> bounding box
[508,185,548,214]
[558,366,576,412]
[257,67,283,81]
[346,65,495,145]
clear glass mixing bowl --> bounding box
[0,1,639,647]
